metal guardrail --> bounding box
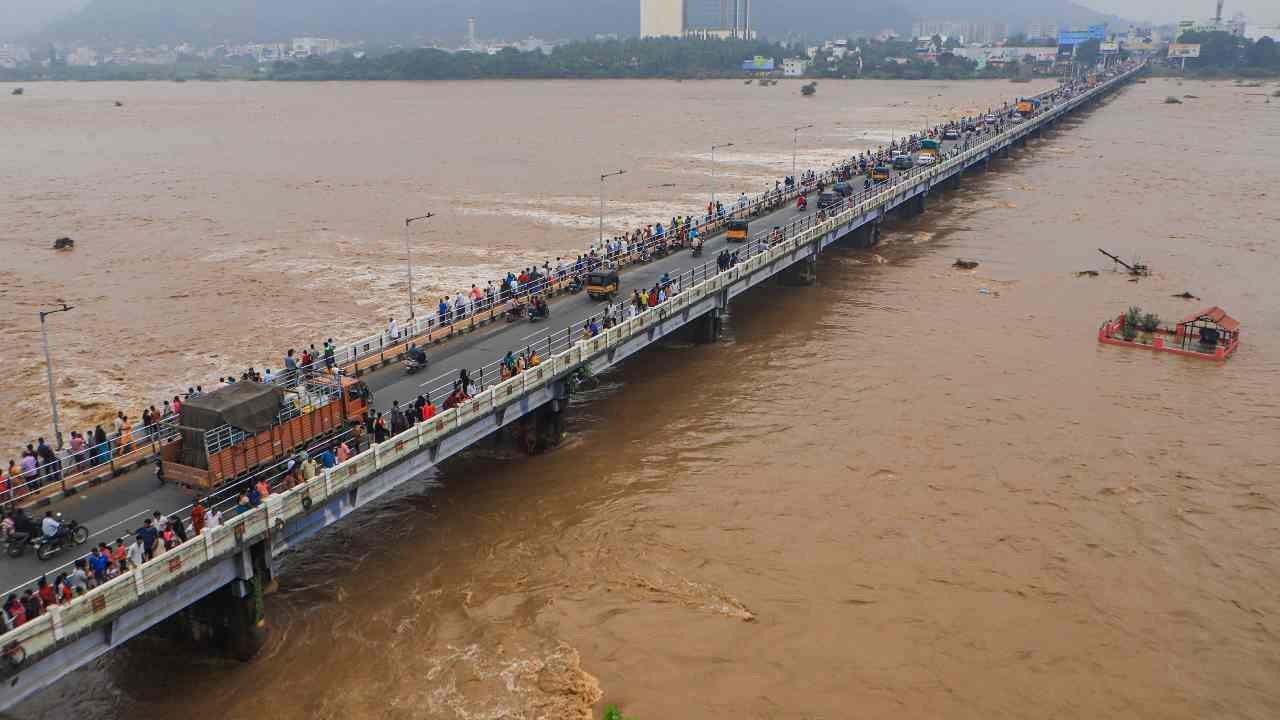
[0,64,1141,671]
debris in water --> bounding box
[10,87,23,96]
[1098,248,1150,276]
[953,259,979,270]
[1183,94,1200,99]
[869,254,887,265]
[1164,96,1183,104]
[53,237,75,250]
[1075,270,1100,277]
[114,100,124,107]
[1172,291,1200,300]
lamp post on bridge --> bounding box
[598,169,626,247]
[39,303,74,451]
[792,124,813,182]
[710,141,734,210]
[404,213,435,324]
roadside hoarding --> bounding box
[1100,41,1119,54]
[1167,43,1201,58]
[742,55,775,72]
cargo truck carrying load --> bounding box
[159,374,369,489]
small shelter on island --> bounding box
[1174,307,1240,358]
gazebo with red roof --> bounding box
[1175,306,1241,357]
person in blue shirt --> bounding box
[137,518,159,559]
[318,447,336,469]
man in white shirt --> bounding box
[41,512,60,539]
[127,535,146,569]
[387,317,399,341]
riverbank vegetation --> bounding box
[2,36,1052,83]
[1159,32,1280,78]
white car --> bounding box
[915,154,937,167]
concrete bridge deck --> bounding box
[0,62,1143,710]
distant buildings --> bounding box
[641,0,686,38]
[782,57,809,77]
[911,21,1009,45]
[0,44,32,69]
[291,37,338,57]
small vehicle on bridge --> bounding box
[817,190,840,210]
[586,269,619,300]
[891,154,914,170]
[403,345,428,374]
[918,138,941,162]
[942,127,960,141]
[726,219,750,242]
[916,154,937,167]
[870,165,891,183]
[528,295,550,322]
[832,181,854,198]
[1016,98,1041,116]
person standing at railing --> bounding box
[92,425,109,467]
[19,451,37,493]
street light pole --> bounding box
[792,124,814,182]
[710,141,734,209]
[598,169,626,246]
[404,213,434,324]
[39,303,74,451]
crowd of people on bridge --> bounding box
[0,80,1099,618]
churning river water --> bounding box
[4,76,1280,719]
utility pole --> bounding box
[39,303,74,451]
[404,213,434,324]
[711,141,734,208]
[792,123,814,182]
[599,169,626,246]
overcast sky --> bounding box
[1079,0,1278,26]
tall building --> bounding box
[680,0,752,40]
[641,0,686,38]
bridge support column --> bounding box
[997,146,1010,159]
[1015,136,1027,148]
[157,543,270,661]
[516,402,565,455]
[778,254,818,286]
[691,309,722,344]
[847,220,880,249]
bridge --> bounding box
[0,62,1143,710]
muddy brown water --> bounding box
[7,77,1280,719]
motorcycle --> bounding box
[691,241,704,258]
[796,195,807,211]
[528,301,550,323]
[403,346,428,374]
[505,302,527,322]
[33,518,89,562]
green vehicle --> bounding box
[919,138,941,161]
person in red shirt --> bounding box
[37,579,54,609]
[5,594,26,627]
[191,500,206,535]
[421,395,436,421]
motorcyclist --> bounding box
[408,346,427,366]
[796,195,807,211]
[42,511,60,540]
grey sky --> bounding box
[1078,0,1278,26]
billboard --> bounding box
[1168,43,1201,58]
[1100,41,1119,54]
[1058,24,1108,46]
[742,55,775,71]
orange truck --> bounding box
[159,374,369,489]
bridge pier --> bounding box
[1015,136,1027,148]
[845,220,880,249]
[690,309,722,343]
[997,146,1010,159]
[778,254,818,286]
[156,543,270,661]
[515,401,565,455]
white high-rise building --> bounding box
[641,0,685,38]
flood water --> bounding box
[8,76,1280,719]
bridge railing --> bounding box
[0,64,1142,670]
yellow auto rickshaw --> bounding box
[726,219,750,242]
[586,270,619,300]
